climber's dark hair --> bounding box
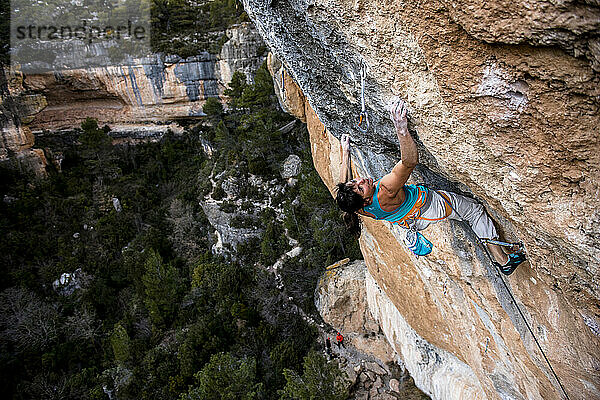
[335,182,365,213]
[335,182,364,237]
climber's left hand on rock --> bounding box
[341,134,351,153]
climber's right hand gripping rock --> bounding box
[390,99,408,135]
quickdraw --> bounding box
[480,238,524,252]
[355,63,369,133]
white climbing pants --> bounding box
[413,190,499,240]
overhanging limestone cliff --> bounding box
[19,23,265,131]
[244,0,600,399]
[0,23,265,172]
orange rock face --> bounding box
[261,1,600,390]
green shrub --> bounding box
[225,71,248,107]
[212,185,226,200]
[180,352,263,400]
[110,322,131,363]
[248,158,271,176]
[218,201,237,213]
[279,350,348,400]
[202,97,224,119]
[0,18,364,398]
[260,222,289,265]
[80,118,111,150]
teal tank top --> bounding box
[362,182,428,225]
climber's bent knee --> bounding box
[416,190,499,240]
[444,191,499,240]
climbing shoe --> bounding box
[495,252,526,276]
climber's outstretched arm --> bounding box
[380,100,418,196]
[340,134,352,183]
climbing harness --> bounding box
[396,188,434,257]
[392,186,429,229]
[361,182,431,256]
[281,69,286,102]
[355,63,370,133]
[432,189,571,400]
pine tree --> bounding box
[142,249,181,327]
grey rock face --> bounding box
[218,22,267,85]
[112,197,122,212]
[108,124,183,140]
[173,53,219,102]
[0,22,267,164]
[316,260,430,399]
[221,177,241,198]
[389,378,400,392]
[200,199,262,255]
[315,259,395,363]
[242,0,401,179]
[281,154,301,178]
[52,268,91,296]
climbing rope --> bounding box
[355,63,369,133]
[480,238,523,250]
[432,190,571,400]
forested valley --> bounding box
[0,1,362,397]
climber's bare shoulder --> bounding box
[379,160,414,198]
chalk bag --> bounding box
[405,229,433,257]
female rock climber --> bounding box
[335,99,526,275]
